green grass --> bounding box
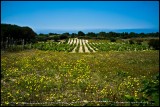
[1,49,159,106]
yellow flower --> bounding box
[5,101,9,105]
[26,93,30,96]
[83,100,88,103]
[16,90,19,94]
[134,91,138,97]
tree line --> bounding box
[1,24,159,51]
[1,24,37,49]
[1,23,159,43]
[38,31,159,41]
[1,24,37,43]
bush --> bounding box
[129,40,134,44]
[59,34,68,40]
[135,39,143,45]
[110,38,116,42]
[148,39,159,50]
[141,73,159,106]
[53,35,60,42]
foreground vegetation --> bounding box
[1,24,159,106]
[1,50,159,106]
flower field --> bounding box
[1,49,159,106]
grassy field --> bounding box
[1,49,159,106]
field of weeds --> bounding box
[1,49,159,106]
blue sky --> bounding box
[1,1,159,33]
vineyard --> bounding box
[1,38,159,106]
[32,38,96,53]
[33,38,153,53]
[2,38,154,53]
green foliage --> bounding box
[32,42,71,52]
[36,35,49,42]
[116,70,128,77]
[1,24,37,43]
[78,31,85,36]
[110,38,116,42]
[135,39,143,45]
[98,32,106,38]
[124,95,135,102]
[59,34,68,40]
[93,42,150,52]
[71,33,77,38]
[87,32,97,37]
[53,35,60,42]
[1,50,159,106]
[67,43,76,52]
[148,39,159,50]
[140,74,159,106]
[88,43,98,51]
[129,40,134,44]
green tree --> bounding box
[78,31,85,36]
[1,24,37,44]
[71,33,76,38]
[63,32,70,36]
[53,35,60,42]
[60,34,68,40]
[98,32,106,38]
[130,32,136,38]
[87,32,96,37]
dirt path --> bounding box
[79,39,83,53]
[73,38,78,44]
[67,38,71,44]
[82,39,90,53]
[71,38,79,53]
[85,40,96,52]
[70,38,97,53]
[69,39,73,45]
[89,42,98,51]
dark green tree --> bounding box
[78,31,85,36]
[53,35,60,42]
[98,32,106,38]
[87,32,96,37]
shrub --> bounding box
[53,35,60,42]
[129,40,134,44]
[59,34,68,40]
[141,73,159,106]
[135,39,143,45]
[110,38,116,42]
[148,39,159,50]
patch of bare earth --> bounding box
[82,39,90,53]
[79,39,83,53]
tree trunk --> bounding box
[22,39,24,50]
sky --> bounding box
[1,1,159,34]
